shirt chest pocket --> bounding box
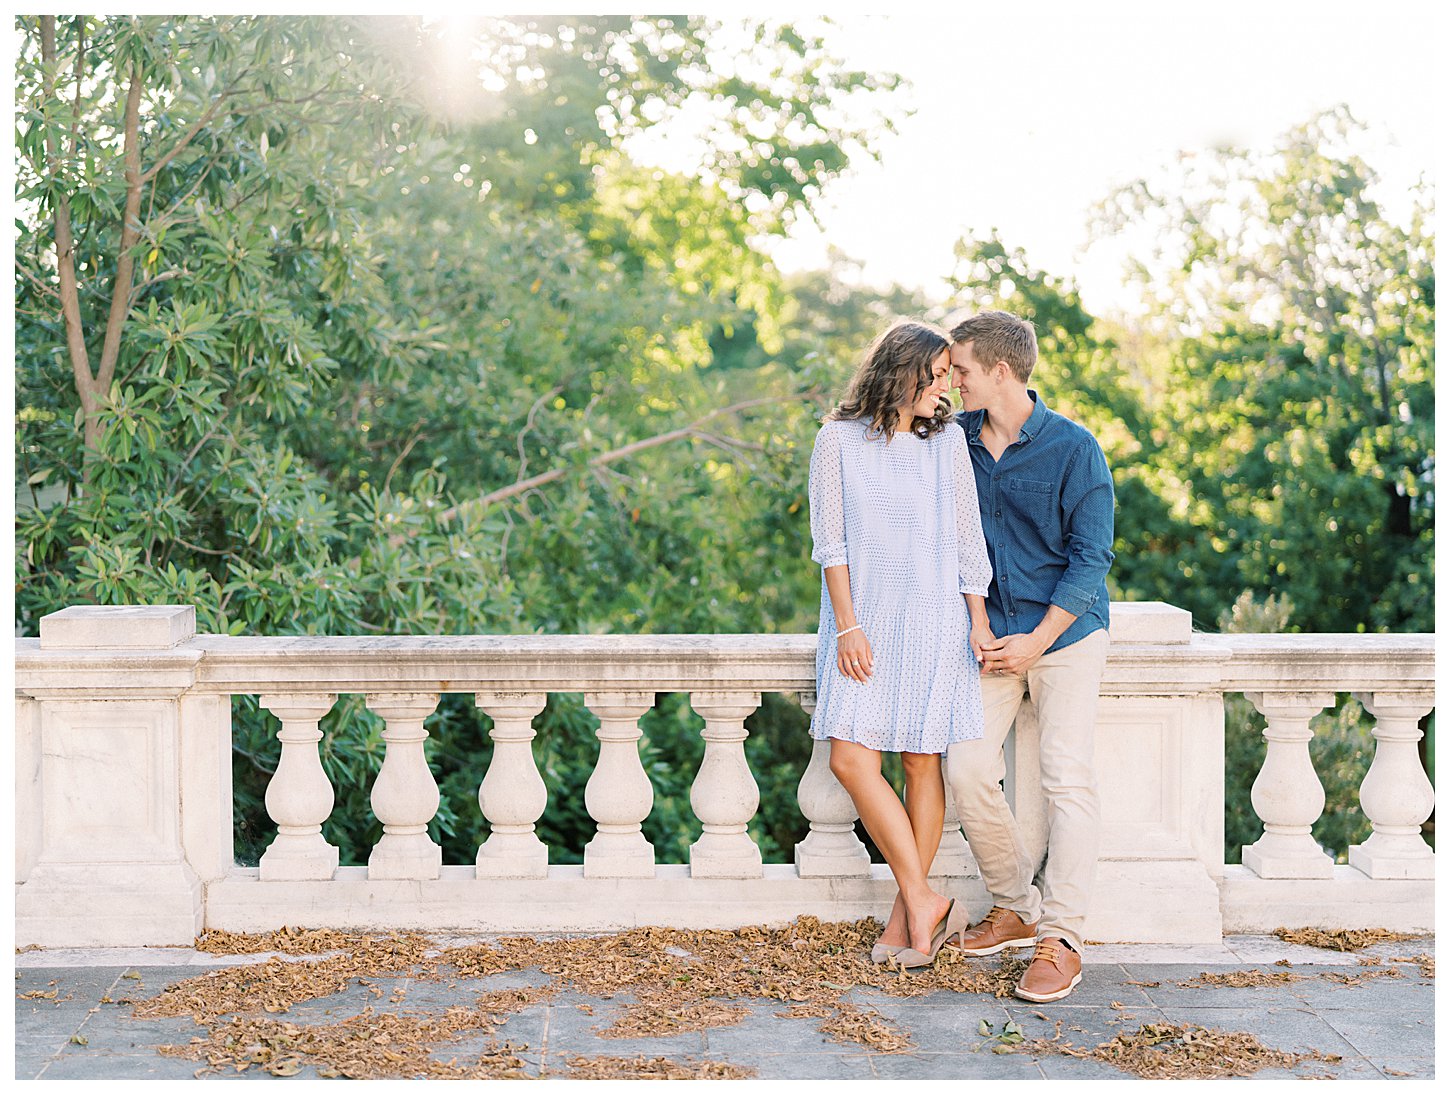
[1006,477,1057,525]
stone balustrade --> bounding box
[13,603,1434,948]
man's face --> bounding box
[949,341,995,411]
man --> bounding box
[943,310,1115,1003]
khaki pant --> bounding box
[945,628,1109,951]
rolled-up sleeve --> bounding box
[952,430,992,595]
[1051,437,1115,616]
[808,424,848,569]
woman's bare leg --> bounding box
[830,740,951,953]
[879,751,948,948]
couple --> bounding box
[808,311,1114,1004]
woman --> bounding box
[808,319,992,967]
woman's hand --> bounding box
[837,627,874,683]
[965,595,994,668]
[969,619,996,669]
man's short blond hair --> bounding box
[950,311,1037,384]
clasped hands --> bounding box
[971,624,1048,675]
[837,624,1047,682]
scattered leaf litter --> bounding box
[1008,1021,1340,1079]
[122,918,1364,1079]
[1318,967,1403,986]
[1273,927,1425,952]
[563,1054,755,1079]
[1394,954,1435,979]
[601,998,749,1039]
[1178,966,1405,989]
[159,1006,536,1079]
[1178,970,1310,988]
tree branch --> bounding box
[515,384,564,481]
[421,394,789,535]
[94,60,145,396]
[138,78,244,185]
[16,261,60,301]
[381,424,428,494]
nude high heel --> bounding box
[871,942,905,964]
[890,899,970,970]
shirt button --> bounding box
[995,511,1002,518]
[1009,611,1016,617]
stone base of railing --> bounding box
[1219,865,1435,933]
[195,859,1222,944]
[147,860,1431,944]
[15,863,204,949]
[13,863,1435,947]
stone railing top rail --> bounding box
[14,602,1432,699]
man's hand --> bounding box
[978,632,1049,675]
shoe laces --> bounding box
[1030,938,1065,964]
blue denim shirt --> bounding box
[957,392,1115,653]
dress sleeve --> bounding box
[808,424,848,569]
[952,429,992,595]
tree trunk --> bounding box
[39,16,102,473]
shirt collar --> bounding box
[1018,390,1049,443]
[961,390,1049,445]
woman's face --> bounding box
[906,348,952,419]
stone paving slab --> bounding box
[13,935,1435,1081]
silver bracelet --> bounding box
[836,624,862,639]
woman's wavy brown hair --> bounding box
[826,320,951,440]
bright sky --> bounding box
[632,2,1440,316]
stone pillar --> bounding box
[365,692,443,880]
[1240,691,1335,879]
[16,605,206,947]
[179,694,235,882]
[258,693,341,881]
[1003,701,1048,881]
[582,691,657,878]
[1348,691,1436,879]
[793,691,870,877]
[930,777,978,878]
[16,695,42,884]
[474,691,550,879]
[688,691,764,878]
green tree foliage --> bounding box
[15,14,900,865]
[1093,107,1433,633]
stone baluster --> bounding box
[365,693,443,880]
[583,691,657,878]
[1348,691,1436,879]
[793,691,870,877]
[474,691,551,878]
[259,693,340,881]
[1240,691,1335,878]
[688,691,764,878]
[930,777,978,878]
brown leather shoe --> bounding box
[1013,937,1082,1002]
[944,906,1038,957]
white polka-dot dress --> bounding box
[807,417,992,754]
